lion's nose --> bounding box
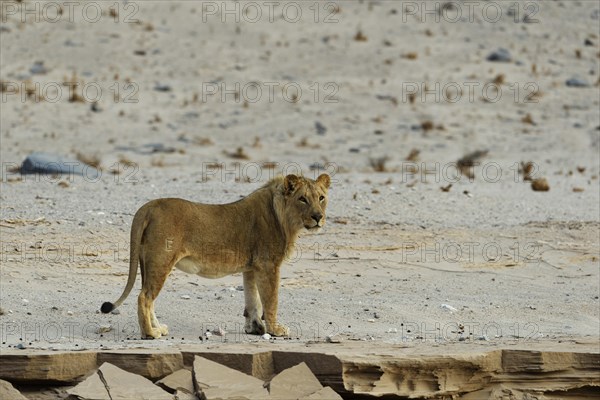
[312,213,323,223]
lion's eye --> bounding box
[319,195,325,202]
[299,196,308,204]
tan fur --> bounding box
[101,174,331,338]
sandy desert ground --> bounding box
[0,0,599,366]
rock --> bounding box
[486,48,511,62]
[193,356,268,400]
[0,307,4,316]
[110,308,120,315]
[157,369,196,400]
[0,352,98,383]
[96,325,112,334]
[531,178,550,192]
[67,362,174,400]
[307,386,343,399]
[566,77,590,87]
[584,38,594,46]
[97,352,183,380]
[0,379,29,400]
[262,333,272,340]
[315,121,327,135]
[440,304,458,312]
[269,362,323,399]
[15,343,26,350]
[29,61,48,75]
[20,152,101,179]
[154,83,172,92]
[211,327,227,336]
[180,295,191,300]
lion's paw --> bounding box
[268,323,290,337]
[244,318,266,335]
[142,329,162,339]
[159,324,169,336]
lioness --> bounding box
[101,174,330,339]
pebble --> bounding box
[261,333,272,340]
[30,61,48,75]
[110,309,120,315]
[367,318,375,323]
[154,83,172,92]
[486,48,511,62]
[180,295,191,300]
[16,343,26,349]
[22,299,29,304]
[566,78,589,88]
[315,121,327,135]
[325,335,341,343]
[67,311,73,316]
[478,335,489,341]
[96,325,112,334]
[440,304,458,313]
[21,152,101,178]
[212,327,227,336]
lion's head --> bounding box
[279,174,330,232]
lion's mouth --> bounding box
[305,224,322,230]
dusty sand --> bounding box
[0,0,599,355]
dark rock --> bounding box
[315,121,327,135]
[21,152,101,179]
[154,83,172,92]
[29,61,48,75]
[566,78,590,88]
[584,38,594,46]
[486,48,511,62]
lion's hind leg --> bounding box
[138,254,178,339]
[243,271,266,335]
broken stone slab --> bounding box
[97,350,184,380]
[0,351,98,383]
[268,362,323,399]
[157,368,196,400]
[67,362,174,400]
[306,386,343,400]
[20,152,101,179]
[0,379,29,400]
[182,351,274,381]
[193,356,268,400]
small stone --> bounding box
[96,325,112,334]
[325,335,341,343]
[315,121,327,135]
[211,327,226,336]
[0,307,4,316]
[478,335,489,341]
[531,178,550,192]
[261,333,272,340]
[235,285,244,291]
[30,61,48,75]
[486,48,511,62]
[154,83,172,92]
[373,312,380,319]
[440,304,458,312]
[110,309,120,315]
[180,295,191,300]
[16,343,26,349]
[22,299,29,304]
[566,78,590,88]
[67,310,73,316]
[367,319,375,323]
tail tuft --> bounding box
[101,302,114,314]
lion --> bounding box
[101,173,331,339]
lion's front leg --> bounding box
[243,271,266,335]
[256,266,289,337]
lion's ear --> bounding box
[284,174,300,194]
[316,174,330,189]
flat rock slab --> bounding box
[157,368,196,400]
[20,152,100,178]
[193,356,268,400]
[0,379,29,400]
[67,362,174,400]
[269,362,323,399]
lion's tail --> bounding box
[100,204,148,314]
